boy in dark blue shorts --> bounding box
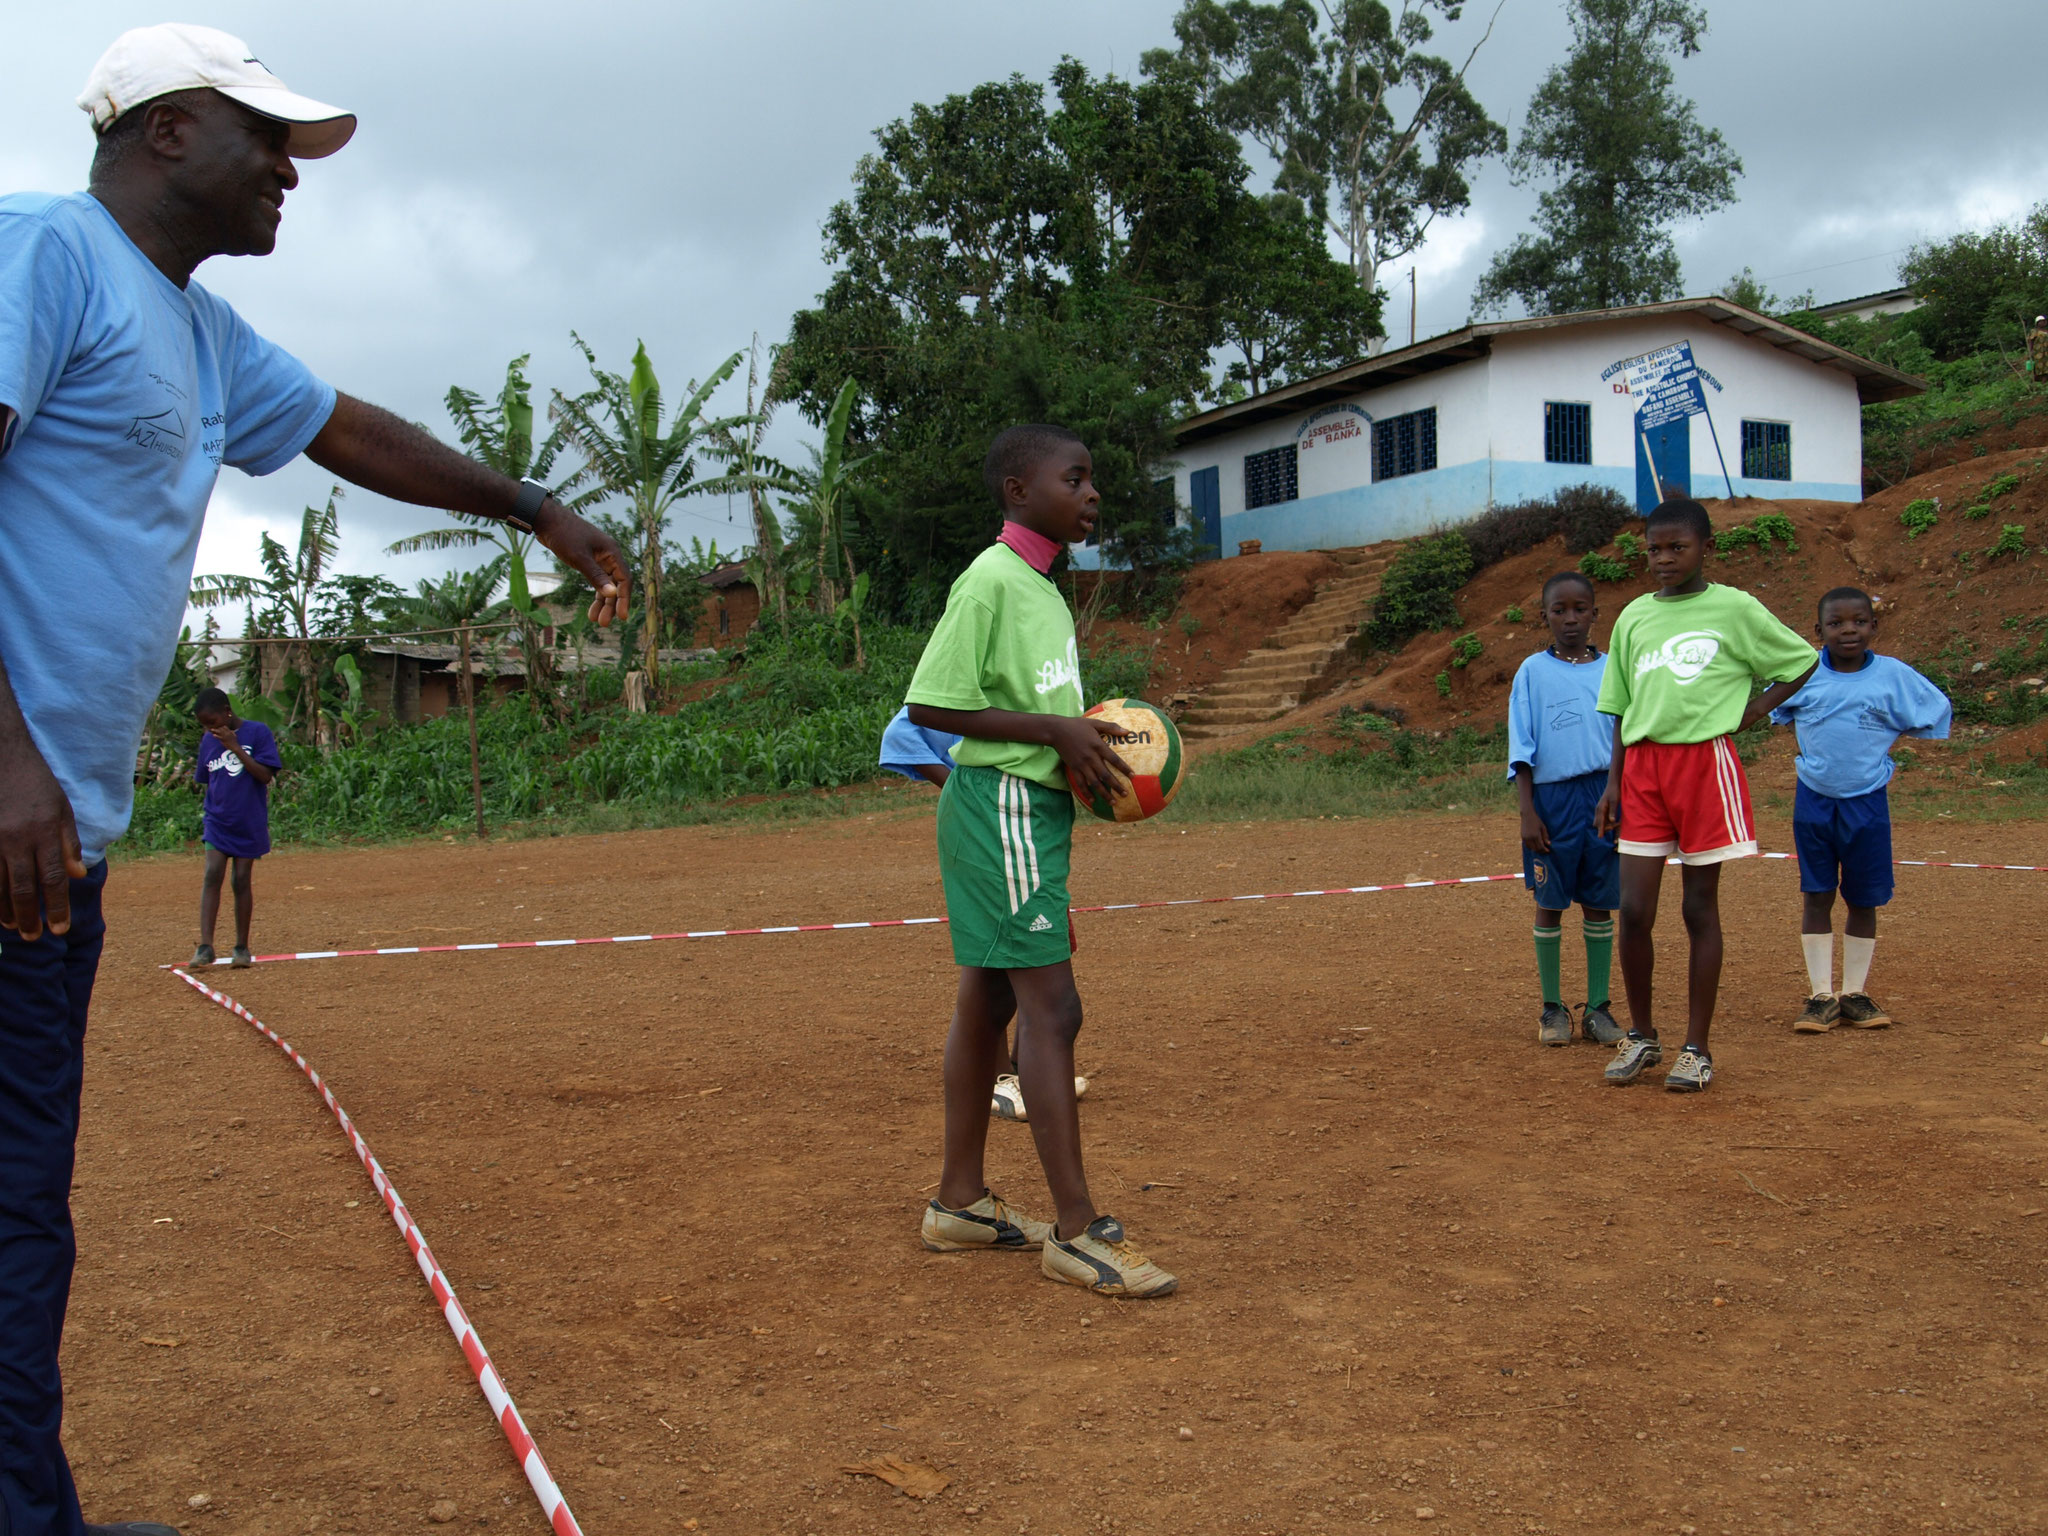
[1508,572,1622,1046]
[191,687,281,967]
[1769,588,1951,1031]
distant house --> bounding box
[1802,285,1922,324]
[694,560,760,647]
[1075,296,1925,566]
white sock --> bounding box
[1801,933,1834,997]
[1841,935,1876,995]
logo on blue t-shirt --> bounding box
[125,405,186,459]
[1547,704,1584,732]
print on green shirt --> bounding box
[905,543,1084,788]
[1595,583,1814,745]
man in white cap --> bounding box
[0,25,630,1536]
[2028,314,2048,384]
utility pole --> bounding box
[1409,267,1418,348]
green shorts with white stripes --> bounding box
[934,764,1074,970]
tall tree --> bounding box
[1473,0,1741,317]
[190,489,345,746]
[701,337,808,627]
[780,379,879,667]
[786,58,1356,602]
[548,338,750,689]
[1145,0,1506,294]
[1218,193,1385,397]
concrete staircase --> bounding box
[1179,544,1398,741]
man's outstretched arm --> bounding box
[305,393,630,626]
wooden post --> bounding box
[459,622,486,839]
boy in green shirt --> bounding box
[1593,500,1816,1092]
[904,424,1177,1297]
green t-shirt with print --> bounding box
[905,543,1084,788]
[1595,583,1815,745]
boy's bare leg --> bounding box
[1800,887,1836,938]
[937,967,1016,1211]
[1010,959,1096,1240]
[1616,854,1664,1035]
[1843,903,1877,941]
[1679,862,1724,1049]
[230,857,255,949]
[198,847,227,949]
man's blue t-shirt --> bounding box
[193,719,283,858]
[879,705,963,780]
[1769,648,1952,799]
[1505,648,1614,783]
[0,192,335,862]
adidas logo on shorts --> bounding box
[1027,913,1053,932]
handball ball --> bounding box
[1067,698,1187,823]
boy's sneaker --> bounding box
[190,945,215,967]
[1836,993,1891,1029]
[988,1073,1089,1122]
[1792,994,1840,1033]
[1603,1030,1663,1085]
[920,1189,1053,1252]
[1663,1046,1713,1093]
[1042,1215,1177,1298]
[1538,1003,1574,1046]
[230,946,253,969]
[85,1523,183,1535]
[1580,1002,1624,1045]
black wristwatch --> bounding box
[506,477,550,534]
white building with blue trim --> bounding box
[1123,298,1923,564]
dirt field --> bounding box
[66,810,2047,1535]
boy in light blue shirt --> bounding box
[1769,587,1951,1032]
[1507,572,1622,1047]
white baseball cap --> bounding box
[78,23,356,159]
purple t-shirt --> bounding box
[192,720,282,857]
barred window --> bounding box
[1544,401,1592,465]
[1244,444,1298,509]
[1741,420,1791,480]
[1372,407,1438,481]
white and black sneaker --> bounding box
[1663,1046,1713,1093]
[1603,1030,1664,1085]
[989,1073,1089,1122]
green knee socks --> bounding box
[1533,924,1563,1006]
[1584,917,1615,1007]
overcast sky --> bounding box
[7,1,2045,600]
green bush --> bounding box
[1504,605,1524,624]
[1900,499,1939,538]
[1448,633,1483,669]
[1613,531,1646,562]
[1964,471,2021,520]
[1458,483,1636,570]
[1578,550,1631,582]
[1988,523,2030,560]
[1714,512,1799,554]
[1363,532,1473,650]
[1434,671,1452,699]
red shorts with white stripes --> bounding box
[1618,736,1757,865]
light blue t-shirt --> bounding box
[879,705,963,780]
[1768,648,1952,799]
[1506,648,1614,783]
[0,192,335,862]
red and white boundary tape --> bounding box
[171,968,584,1536]
[164,851,2041,970]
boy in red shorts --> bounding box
[1592,500,1816,1092]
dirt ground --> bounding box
[66,810,2047,1535]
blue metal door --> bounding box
[1634,410,1691,513]
[1190,465,1221,560]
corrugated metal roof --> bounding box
[1175,296,1927,445]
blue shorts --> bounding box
[1523,771,1620,911]
[1793,781,1893,906]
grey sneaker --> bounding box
[1580,1002,1624,1044]
[1663,1046,1713,1093]
[1793,994,1840,1033]
[230,945,253,969]
[1836,993,1891,1029]
[190,944,215,967]
[1538,1002,1574,1046]
[1604,1031,1664,1085]
[86,1524,183,1535]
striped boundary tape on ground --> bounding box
[163,851,2042,970]
[170,968,584,1536]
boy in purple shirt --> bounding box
[190,686,281,967]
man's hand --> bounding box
[1052,716,1136,802]
[1520,806,1552,855]
[0,739,87,940]
[532,500,631,627]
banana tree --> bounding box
[549,336,752,692]
[190,488,344,747]
[781,378,879,667]
[388,356,583,706]
[702,337,807,627]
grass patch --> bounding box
[1167,720,1514,822]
